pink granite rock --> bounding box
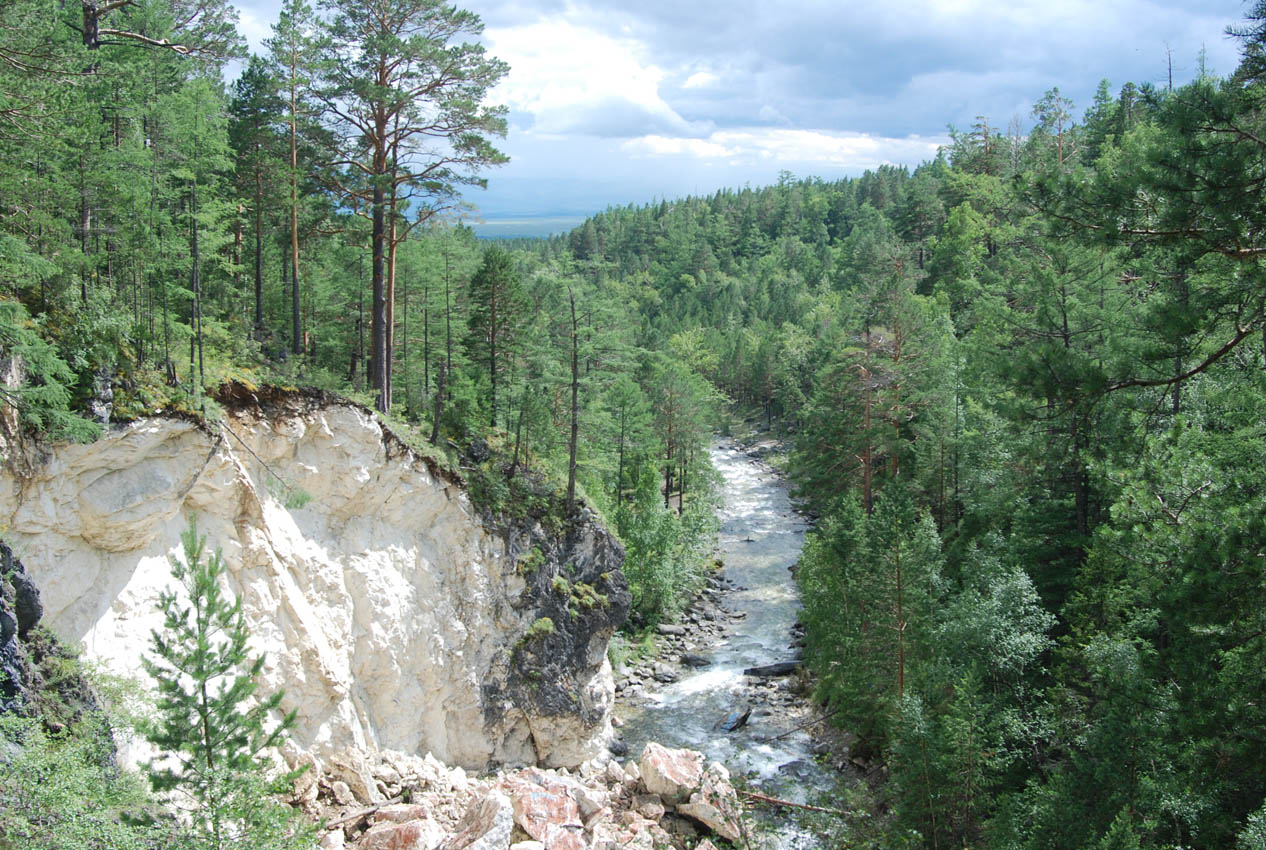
[637,743,702,804]
[358,819,445,850]
[498,770,585,850]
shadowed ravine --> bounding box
[618,438,837,847]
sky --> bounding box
[230,0,1250,237]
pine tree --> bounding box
[143,516,309,850]
[311,0,508,412]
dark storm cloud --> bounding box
[467,0,1245,138]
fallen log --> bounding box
[740,789,847,816]
[764,705,843,742]
[743,660,801,677]
[323,795,405,829]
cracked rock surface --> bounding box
[0,386,627,771]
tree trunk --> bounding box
[489,289,498,427]
[232,206,242,321]
[430,359,446,445]
[189,180,204,396]
[1072,415,1089,538]
[511,386,526,476]
[355,256,365,385]
[289,57,302,356]
[444,242,453,399]
[384,135,399,411]
[80,157,90,303]
[401,259,409,414]
[254,174,263,329]
[616,411,626,510]
[566,287,580,513]
[371,173,387,412]
[678,450,686,514]
[862,373,873,513]
[423,282,430,404]
[896,553,905,701]
[1173,270,1187,413]
[664,440,673,510]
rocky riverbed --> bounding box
[611,439,853,847]
[611,571,815,748]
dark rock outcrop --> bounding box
[0,540,42,713]
[0,541,98,726]
[483,501,630,766]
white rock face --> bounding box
[0,394,621,770]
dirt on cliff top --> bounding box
[213,380,463,489]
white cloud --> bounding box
[623,135,739,159]
[682,71,719,89]
[485,18,698,137]
[622,128,947,170]
[234,7,272,54]
[757,104,790,124]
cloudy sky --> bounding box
[231,0,1248,236]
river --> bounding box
[617,438,838,847]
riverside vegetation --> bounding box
[3,0,1266,848]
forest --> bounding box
[3,0,1266,848]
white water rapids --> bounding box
[618,439,839,847]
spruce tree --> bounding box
[143,516,308,850]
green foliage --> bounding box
[799,488,943,744]
[517,546,545,576]
[568,582,609,611]
[464,246,527,428]
[524,617,555,640]
[142,516,311,850]
[615,464,717,625]
[0,714,158,850]
[0,300,100,442]
[266,475,313,510]
[1239,802,1266,850]
[4,6,1266,847]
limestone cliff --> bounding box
[0,386,629,770]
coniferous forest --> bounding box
[4,1,1266,848]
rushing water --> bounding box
[618,439,837,847]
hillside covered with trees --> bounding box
[4,0,1266,848]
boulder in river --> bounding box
[720,706,751,732]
